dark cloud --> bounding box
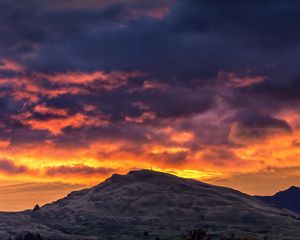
[0,0,297,75]
[229,111,292,144]
[147,151,188,166]
[138,88,215,118]
[1,0,299,86]
[202,148,240,166]
[45,165,116,176]
[233,110,291,130]
[58,123,149,148]
[239,79,300,105]
[0,159,29,174]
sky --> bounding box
[1,0,300,211]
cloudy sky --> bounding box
[1,0,300,210]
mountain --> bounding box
[257,186,300,214]
[1,170,300,240]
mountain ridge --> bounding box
[256,185,300,215]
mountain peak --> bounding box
[128,168,158,174]
[128,168,176,176]
[274,186,300,196]
[127,169,176,178]
[103,169,194,190]
[287,185,300,191]
[107,169,183,183]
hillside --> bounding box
[1,170,300,239]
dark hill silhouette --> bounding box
[256,186,300,214]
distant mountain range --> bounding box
[1,170,300,239]
[256,186,300,214]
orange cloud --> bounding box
[33,104,68,116]
[0,70,146,108]
[0,58,25,72]
[125,112,156,123]
[158,127,194,143]
[18,113,109,135]
[0,140,10,149]
[219,71,267,87]
[42,71,106,84]
[40,71,144,90]
[143,80,169,90]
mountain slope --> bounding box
[1,170,300,239]
[257,186,300,214]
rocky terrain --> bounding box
[1,170,300,239]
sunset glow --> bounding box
[1,0,300,211]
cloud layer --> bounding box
[1,0,300,209]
